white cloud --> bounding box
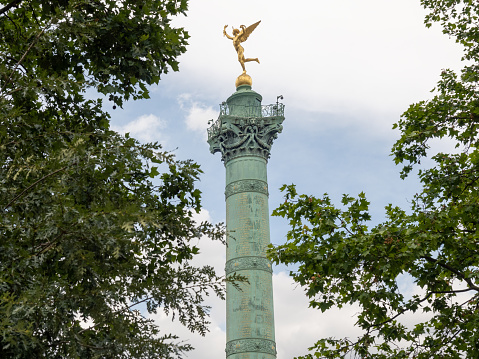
[148,208,226,358]
[188,209,226,273]
[149,265,366,359]
[190,208,213,225]
[149,300,225,359]
[273,271,363,358]
[178,94,219,139]
[166,0,464,136]
[112,114,166,143]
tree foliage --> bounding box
[269,1,479,358]
[1,1,225,358]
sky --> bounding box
[109,1,467,358]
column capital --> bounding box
[208,86,284,163]
[207,108,284,163]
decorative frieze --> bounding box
[225,256,273,275]
[225,179,268,199]
[226,338,277,356]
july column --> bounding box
[208,82,284,359]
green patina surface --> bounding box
[208,85,284,358]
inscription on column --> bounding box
[227,192,270,258]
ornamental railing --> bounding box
[207,117,222,140]
[219,102,285,118]
[208,103,285,141]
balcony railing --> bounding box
[207,102,285,141]
[207,118,222,139]
[219,102,285,118]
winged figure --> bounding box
[223,21,261,73]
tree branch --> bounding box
[0,27,44,94]
[431,287,476,295]
[0,0,23,16]
[77,296,154,335]
[366,291,434,330]
[32,231,65,257]
[3,13,22,38]
[422,255,479,292]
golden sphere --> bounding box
[235,73,252,88]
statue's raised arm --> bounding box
[223,20,261,74]
[223,25,234,40]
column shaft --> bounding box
[225,156,276,359]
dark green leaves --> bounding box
[0,1,225,358]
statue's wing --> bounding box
[238,20,261,43]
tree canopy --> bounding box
[1,1,225,358]
[269,1,479,358]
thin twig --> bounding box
[366,291,434,330]
[1,28,45,94]
[3,165,68,210]
[77,296,155,335]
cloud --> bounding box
[148,208,227,358]
[112,114,166,143]
[273,271,363,358]
[188,209,226,273]
[166,0,464,136]
[148,300,225,359]
[178,94,219,139]
[148,265,366,359]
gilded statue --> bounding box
[223,21,261,73]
